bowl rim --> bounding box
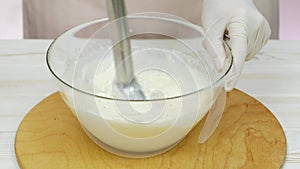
[46,16,233,102]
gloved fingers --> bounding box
[224,14,248,91]
[246,18,271,60]
[203,17,228,71]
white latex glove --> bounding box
[202,0,271,91]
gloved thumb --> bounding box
[224,14,248,91]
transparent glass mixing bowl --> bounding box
[46,15,233,158]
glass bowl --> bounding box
[46,15,233,158]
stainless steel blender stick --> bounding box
[106,0,145,99]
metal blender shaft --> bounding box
[106,0,134,86]
[106,0,145,99]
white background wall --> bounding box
[0,0,299,40]
[0,0,22,39]
[279,0,300,40]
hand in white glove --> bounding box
[202,0,271,91]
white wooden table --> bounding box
[0,40,300,168]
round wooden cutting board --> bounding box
[15,89,286,169]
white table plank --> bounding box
[0,132,19,169]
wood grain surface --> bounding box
[15,89,286,169]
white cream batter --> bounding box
[61,47,217,154]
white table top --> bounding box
[0,40,300,168]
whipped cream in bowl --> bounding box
[46,15,233,158]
